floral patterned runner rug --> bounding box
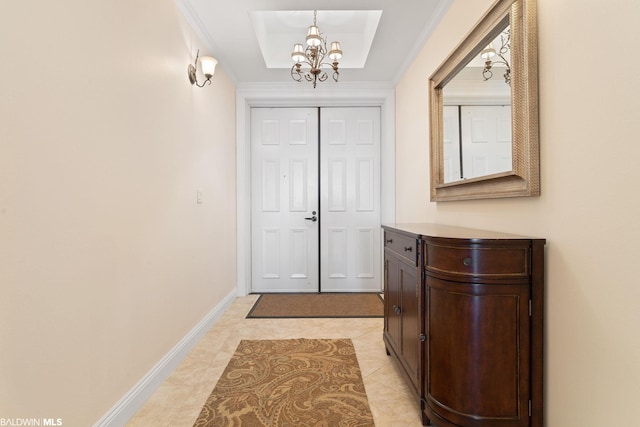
[193,338,375,427]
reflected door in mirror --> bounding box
[443,105,512,183]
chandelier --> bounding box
[480,28,511,85]
[290,10,343,88]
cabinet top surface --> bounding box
[382,223,545,243]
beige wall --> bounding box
[396,0,640,425]
[0,1,237,425]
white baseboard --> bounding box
[94,290,237,427]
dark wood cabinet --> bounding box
[382,224,545,427]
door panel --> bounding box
[426,276,531,427]
[461,105,512,179]
[443,106,461,182]
[320,107,381,292]
[251,108,319,292]
[400,258,420,390]
[384,252,401,351]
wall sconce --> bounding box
[188,50,218,87]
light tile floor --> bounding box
[127,295,424,427]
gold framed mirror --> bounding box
[429,0,539,201]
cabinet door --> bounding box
[384,251,401,354]
[424,276,531,427]
[384,249,421,393]
[399,259,420,390]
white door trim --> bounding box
[236,82,396,297]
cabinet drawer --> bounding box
[384,231,418,266]
[425,243,530,277]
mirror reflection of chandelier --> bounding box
[481,28,511,84]
[290,10,343,88]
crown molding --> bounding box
[236,81,395,105]
[393,0,455,84]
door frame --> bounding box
[236,82,396,296]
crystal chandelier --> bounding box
[290,10,343,88]
[480,28,511,85]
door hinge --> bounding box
[529,400,532,417]
[529,299,532,316]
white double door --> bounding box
[251,107,381,293]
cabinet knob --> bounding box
[386,239,393,244]
[463,257,472,266]
[392,305,401,315]
[404,246,413,252]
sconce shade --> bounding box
[291,43,305,63]
[188,50,217,87]
[306,25,322,47]
[328,41,343,61]
[200,56,218,78]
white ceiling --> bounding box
[178,0,454,85]
[249,10,383,69]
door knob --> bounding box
[304,211,318,222]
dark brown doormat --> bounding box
[193,338,375,427]
[246,293,383,318]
